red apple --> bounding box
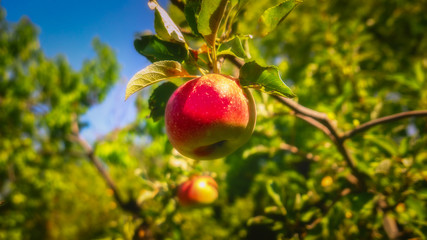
[165,74,256,160]
[177,176,218,206]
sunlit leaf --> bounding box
[125,61,194,100]
[134,35,187,63]
[149,0,186,43]
[259,0,302,36]
[301,208,319,222]
[406,197,427,219]
[198,0,228,46]
[239,61,296,98]
[266,180,287,215]
[247,216,274,226]
[386,74,421,90]
[217,36,247,59]
[364,135,398,157]
[148,82,178,121]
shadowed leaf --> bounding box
[134,35,187,63]
[148,82,178,121]
[184,0,202,36]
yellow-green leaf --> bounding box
[125,61,194,100]
[259,0,302,36]
[239,61,296,98]
[149,0,186,43]
[197,0,228,46]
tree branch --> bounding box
[70,115,141,214]
[342,110,427,140]
[294,113,334,140]
[273,96,329,122]
[230,56,366,189]
[273,96,365,189]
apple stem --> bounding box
[198,66,208,76]
[212,45,219,74]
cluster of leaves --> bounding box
[122,0,427,239]
[0,9,133,239]
[125,0,299,120]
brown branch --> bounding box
[70,115,141,214]
[229,56,366,189]
[342,110,427,140]
[273,96,365,189]
[273,96,329,122]
[226,49,420,238]
[294,113,335,140]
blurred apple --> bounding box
[177,176,218,206]
[165,74,256,160]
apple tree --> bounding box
[122,0,427,239]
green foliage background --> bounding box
[1,0,426,239]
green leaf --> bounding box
[197,0,228,46]
[259,0,302,36]
[247,216,274,226]
[148,82,178,121]
[301,208,319,222]
[266,180,287,215]
[149,0,186,43]
[347,192,374,212]
[184,0,202,36]
[387,74,421,90]
[217,36,247,59]
[406,197,427,219]
[134,35,187,63]
[418,189,427,200]
[364,135,398,157]
[125,61,192,100]
[239,61,296,98]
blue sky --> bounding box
[2,0,169,142]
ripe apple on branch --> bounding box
[125,0,298,160]
[165,74,256,160]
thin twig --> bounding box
[342,110,427,140]
[70,115,141,214]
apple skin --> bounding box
[177,176,218,206]
[165,74,256,160]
